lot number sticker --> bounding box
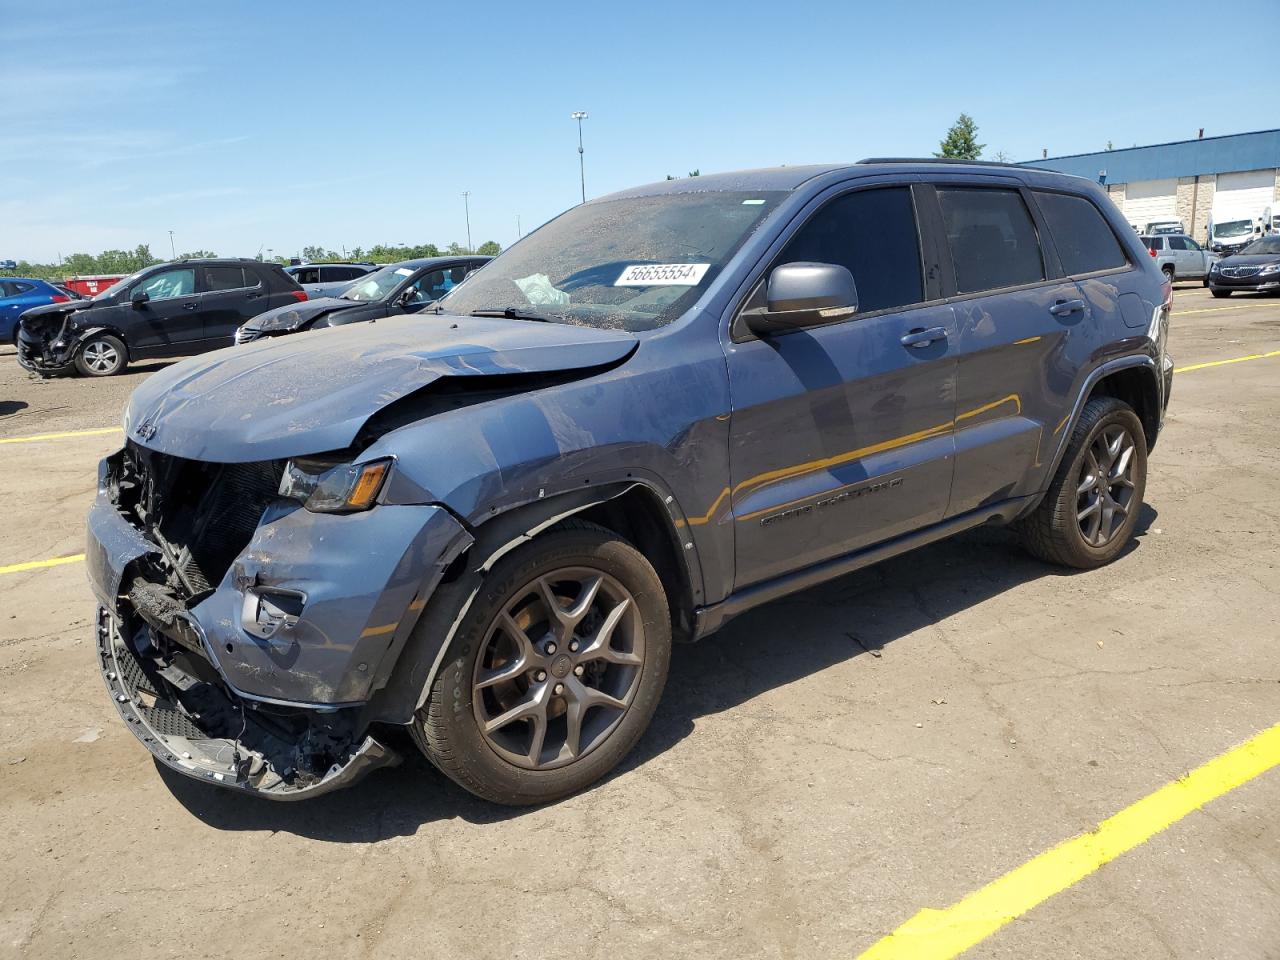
[615,263,710,287]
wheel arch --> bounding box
[75,325,131,359]
[366,480,700,725]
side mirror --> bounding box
[746,262,858,336]
[130,288,149,307]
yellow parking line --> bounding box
[857,721,1280,960]
[1175,349,1280,374]
[0,426,122,445]
[0,553,85,576]
[1177,303,1280,316]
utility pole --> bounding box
[168,230,176,260]
[462,192,472,253]
[571,111,588,204]
[517,214,522,239]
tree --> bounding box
[177,250,218,260]
[935,113,984,160]
[476,240,501,256]
[992,150,1012,163]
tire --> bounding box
[1210,289,1231,299]
[1017,397,1147,569]
[413,520,671,805]
[74,333,127,377]
[1161,265,1175,285]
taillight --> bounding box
[50,294,69,303]
[1148,247,1157,258]
[289,290,308,302]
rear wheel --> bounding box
[74,334,127,377]
[1161,265,1175,285]
[1017,397,1147,569]
[413,521,671,805]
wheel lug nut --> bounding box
[545,642,557,655]
[573,665,584,677]
[554,683,564,695]
[569,640,579,652]
[535,670,547,682]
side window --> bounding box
[339,267,367,280]
[294,267,320,285]
[408,269,448,303]
[774,186,924,314]
[1167,236,1188,251]
[13,282,34,294]
[205,266,247,291]
[137,268,195,301]
[1142,237,1162,251]
[1184,237,1202,252]
[0,281,14,297]
[1033,191,1129,274]
[937,188,1045,293]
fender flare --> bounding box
[365,479,702,725]
[71,325,130,358]
[1036,354,1159,500]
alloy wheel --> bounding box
[472,567,645,770]
[82,340,119,373]
[1076,423,1137,547]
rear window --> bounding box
[1033,191,1129,275]
[937,187,1045,294]
[1143,237,1163,251]
[206,266,250,291]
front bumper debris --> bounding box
[98,608,397,799]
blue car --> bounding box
[1,277,70,343]
[90,160,1172,804]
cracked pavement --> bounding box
[1,285,1278,959]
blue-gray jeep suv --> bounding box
[89,161,1173,804]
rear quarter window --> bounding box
[1034,191,1129,275]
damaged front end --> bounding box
[90,441,468,799]
[16,309,82,375]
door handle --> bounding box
[184,302,198,310]
[900,326,948,349]
[1049,298,1085,317]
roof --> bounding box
[1021,128,1280,183]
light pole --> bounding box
[462,191,472,253]
[571,111,588,204]
[168,230,176,260]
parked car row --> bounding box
[11,256,490,376]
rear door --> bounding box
[124,266,202,354]
[925,181,1097,517]
[199,265,265,348]
[724,182,958,589]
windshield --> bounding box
[92,270,146,301]
[1238,236,1280,256]
[342,264,416,302]
[1215,220,1253,238]
[434,191,785,331]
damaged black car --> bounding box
[92,163,1170,804]
[18,259,305,377]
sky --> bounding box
[2,0,1277,264]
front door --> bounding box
[724,184,958,590]
[126,267,202,354]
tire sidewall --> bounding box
[423,528,671,804]
[1061,404,1148,563]
[75,334,126,377]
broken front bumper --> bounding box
[16,323,78,375]
[98,608,396,799]
[88,468,473,798]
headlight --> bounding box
[279,458,391,513]
[1259,264,1280,276]
[255,309,309,333]
[1209,261,1220,273]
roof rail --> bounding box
[857,157,1022,168]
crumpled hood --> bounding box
[243,296,360,333]
[20,298,97,322]
[124,313,638,462]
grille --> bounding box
[1221,265,1261,278]
[234,327,261,344]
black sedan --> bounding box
[234,256,490,343]
[1208,235,1280,298]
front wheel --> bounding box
[1210,289,1231,299]
[1017,397,1147,569]
[74,333,127,377]
[413,521,671,805]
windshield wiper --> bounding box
[469,307,554,322]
